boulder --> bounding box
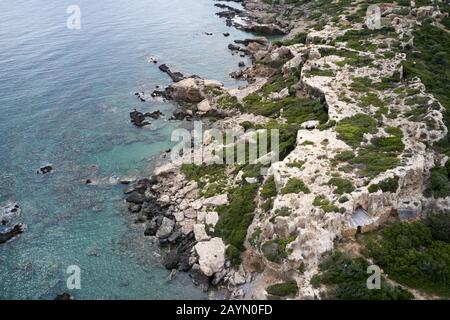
[169,78,204,103]
[126,192,146,204]
[268,87,290,101]
[129,110,150,128]
[189,265,211,291]
[205,212,219,227]
[128,203,142,213]
[144,217,160,236]
[197,100,212,113]
[194,237,226,277]
[144,110,164,119]
[156,217,175,239]
[302,120,320,130]
[203,194,228,207]
[203,80,223,89]
[159,64,185,82]
[194,224,210,242]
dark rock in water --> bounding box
[223,32,230,37]
[230,70,243,79]
[205,32,213,36]
[128,203,142,213]
[0,224,25,244]
[235,37,269,46]
[242,23,287,36]
[189,267,210,292]
[228,43,241,52]
[141,201,162,219]
[123,186,136,194]
[85,179,92,185]
[162,250,179,270]
[54,293,73,300]
[144,110,164,119]
[161,232,196,271]
[144,217,161,236]
[238,61,245,67]
[130,109,151,128]
[126,192,146,204]
[134,213,147,224]
[135,91,146,102]
[37,165,53,175]
[134,178,153,194]
[151,89,169,99]
[169,109,190,121]
[159,64,185,83]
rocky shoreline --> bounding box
[0,202,26,244]
[125,0,450,300]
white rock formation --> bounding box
[195,237,226,277]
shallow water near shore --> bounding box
[0,0,253,299]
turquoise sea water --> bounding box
[0,0,253,299]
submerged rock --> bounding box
[129,109,150,128]
[54,293,73,300]
[125,191,146,204]
[37,165,53,175]
[159,64,185,83]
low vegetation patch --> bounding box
[364,220,450,297]
[336,114,377,146]
[313,195,340,213]
[266,281,298,298]
[281,178,310,194]
[328,177,355,195]
[424,164,450,199]
[215,183,259,266]
[262,235,296,263]
[368,176,399,194]
[311,251,414,300]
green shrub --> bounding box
[313,195,340,213]
[266,281,298,297]
[261,176,277,199]
[281,178,310,194]
[365,221,450,297]
[311,251,413,300]
[426,213,450,243]
[328,177,355,195]
[226,245,241,266]
[368,176,399,194]
[336,114,377,146]
[250,227,262,248]
[424,166,450,198]
[350,149,400,178]
[215,183,259,263]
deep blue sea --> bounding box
[0,0,253,299]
